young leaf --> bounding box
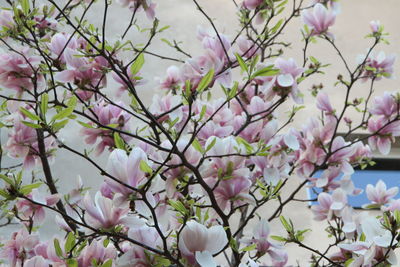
[235,53,248,73]
[19,107,41,121]
[130,53,145,75]
[54,238,63,258]
[65,232,76,253]
[113,132,125,150]
[197,69,215,93]
[40,93,49,116]
[139,160,153,174]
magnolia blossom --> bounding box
[368,118,400,155]
[316,91,334,114]
[369,92,399,119]
[105,147,149,197]
[242,0,263,10]
[366,180,398,206]
[117,0,156,20]
[302,3,336,37]
[311,189,347,221]
[16,189,60,224]
[339,217,397,266]
[361,51,396,81]
[179,220,228,266]
[55,48,108,100]
[80,99,132,155]
[0,49,44,96]
[262,58,304,103]
[0,229,39,266]
[83,192,129,229]
[6,116,56,169]
[24,256,49,267]
[159,65,181,90]
[78,239,117,267]
[370,20,381,33]
[118,225,162,265]
[213,177,254,211]
[241,219,288,266]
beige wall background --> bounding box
[1,0,400,266]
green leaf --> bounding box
[270,19,284,34]
[101,259,113,267]
[65,232,76,253]
[113,132,125,150]
[0,189,10,199]
[21,0,30,14]
[197,69,215,93]
[199,105,207,121]
[270,235,287,242]
[21,121,42,129]
[205,137,217,152]
[168,200,187,215]
[20,182,43,195]
[228,82,239,99]
[0,174,14,185]
[191,138,204,153]
[235,53,248,73]
[77,121,94,128]
[66,259,78,267]
[240,243,257,252]
[51,96,77,122]
[53,238,63,258]
[139,160,153,174]
[251,66,280,79]
[40,93,49,116]
[130,53,145,75]
[19,107,41,121]
[280,216,292,232]
[52,119,69,132]
[309,56,319,64]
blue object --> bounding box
[307,169,400,208]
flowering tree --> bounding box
[0,0,399,266]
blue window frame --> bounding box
[307,158,400,209]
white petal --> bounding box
[195,251,217,267]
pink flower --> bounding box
[0,49,44,96]
[241,219,288,266]
[366,180,398,205]
[78,239,117,267]
[116,0,156,20]
[24,256,49,267]
[368,118,400,155]
[159,65,181,90]
[213,177,253,211]
[361,51,396,81]
[302,3,336,37]
[6,116,56,169]
[179,220,227,266]
[236,36,260,59]
[55,48,107,100]
[311,189,347,220]
[105,147,149,197]
[369,92,399,119]
[80,99,132,155]
[0,229,39,266]
[316,91,334,114]
[370,20,381,33]
[122,225,162,264]
[262,58,304,103]
[16,189,60,224]
[83,192,129,229]
[242,0,263,10]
